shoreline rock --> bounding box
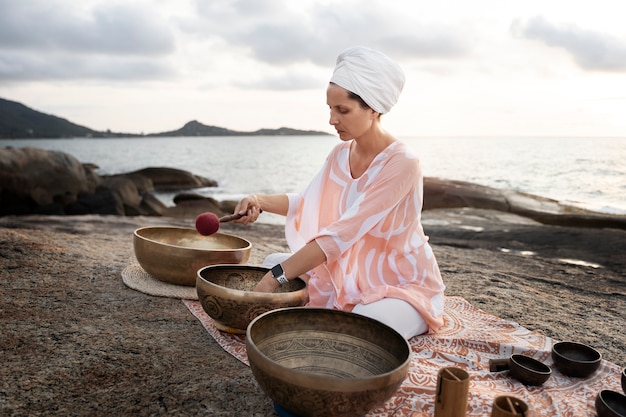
[0,147,219,216]
[2,147,625,232]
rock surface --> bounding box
[0,210,624,416]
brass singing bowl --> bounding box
[196,265,308,334]
[133,226,251,286]
[551,341,602,378]
[246,307,411,417]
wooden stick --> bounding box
[219,212,244,222]
[443,367,461,381]
[219,209,263,223]
[506,396,516,414]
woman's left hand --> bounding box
[254,272,281,293]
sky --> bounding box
[1,0,625,137]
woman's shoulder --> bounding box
[386,140,419,164]
[326,141,351,159]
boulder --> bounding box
[164,193,225,218]
[0,147,99,215]
[423,177,626,229]
[423,177,509,212]
[0,147,217,217]
[126,167,218,190]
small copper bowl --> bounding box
[246,307,411,417]
[196,265,308,334]
[595,390,626,417]
[134,226,251,286]
[489,354,552,386]
[551,341,602,378]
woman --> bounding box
[233,46,445,338]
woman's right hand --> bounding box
[233,194,262,225]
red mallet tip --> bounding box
[195,212,220,236]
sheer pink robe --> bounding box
[285,140,445,332]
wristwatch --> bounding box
[271,264,289,285]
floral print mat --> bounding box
[183,296,622,416]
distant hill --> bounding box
[0,98,102,139]
[148,120,328,137]
[0,97,329,139]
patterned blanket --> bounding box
[184,297,622,416]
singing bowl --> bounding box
[246,307,411,417]
[595,390,626,417]
[133,226,251,286]
[196,265,308,334]
[489,354,552,386]
[551,341,602,378]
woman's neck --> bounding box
[349,124,395,178]
[353,123,395,156]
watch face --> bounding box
[271,264,284,277]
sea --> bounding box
[2,136,625,223]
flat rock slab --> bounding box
[0,211,624,416]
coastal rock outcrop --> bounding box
[2,147,625,230]
[0,147,218,216]
[424,177,626,229]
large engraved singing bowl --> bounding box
[196,265,308,334]
[133,226,251,286]
[246,307,411,417]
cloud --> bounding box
[0,50,175,82]
[0,0,470,86]
[0,0,175,54]
[191,0,470,66]
[0,0,176,81]
[234,69,324,91]
[512,16,626,72]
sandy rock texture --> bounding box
[0,210,624,416]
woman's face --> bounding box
[326,83,377,141]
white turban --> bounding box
[330,46,405,114]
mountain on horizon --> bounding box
[148,120,328,137]
[0,98,102,139]
[0,97,329,139]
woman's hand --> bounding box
[254,272,281,293]
[233,195,262,225]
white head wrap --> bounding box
[330,46,405,114]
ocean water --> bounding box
[2,136,625,219]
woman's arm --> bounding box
[254,239,327,293]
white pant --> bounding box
[262,253,428,339]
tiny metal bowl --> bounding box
[196,265,308,334]
[509,354,552,386]
[133,226,251,286]
[551,341,602,378]
[246,307,411,417]
[595,390,626,417]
